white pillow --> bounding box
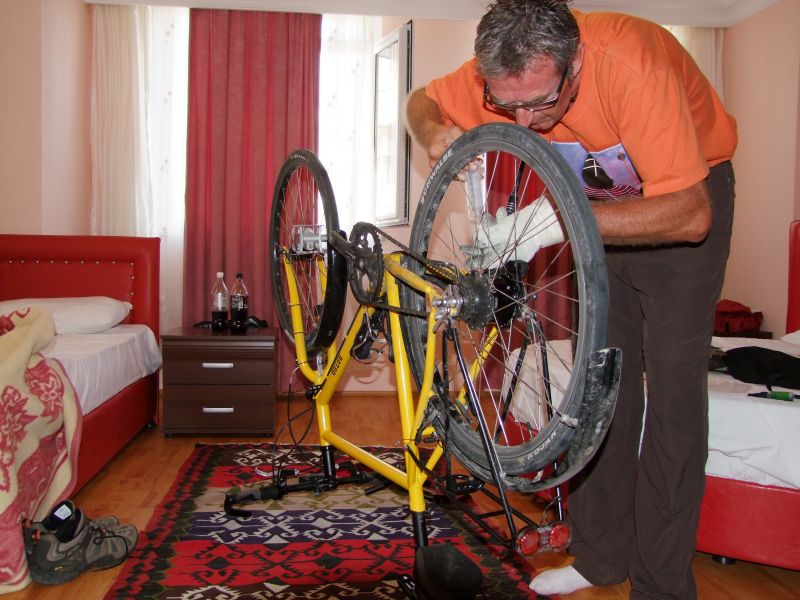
[0,296,132,334]
[781,329,800,346]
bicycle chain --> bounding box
[352,222,459,318]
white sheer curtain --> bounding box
[665,25,725,102]
[91,5,152,235]
[91,5,189,334]
[319,14,380,234]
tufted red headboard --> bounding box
[0,234,161,337]
[788,220,800,334]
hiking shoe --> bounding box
[24,500,122,546]
[40,500,120,531]
[23,500,138,584]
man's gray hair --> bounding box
[475,0,580,79]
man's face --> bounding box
[483,57,577,132]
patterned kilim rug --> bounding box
[105,443,543,599]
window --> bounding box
[373,22,412,226]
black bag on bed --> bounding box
[723,346,800,390]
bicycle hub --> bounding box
[292,224,326,254]
[433,274,493,330]
[492,261,528,328]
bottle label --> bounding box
[231,294,248,310]
[211,293,228,310]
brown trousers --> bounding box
[568,162,735,599]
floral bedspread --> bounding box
[0,307,80,593]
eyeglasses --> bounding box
[483,66,569,115]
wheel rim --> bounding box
[400,124,608,478]
[270,151,346,355]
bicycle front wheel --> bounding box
[270,150,347,356]
[400,123,609,481]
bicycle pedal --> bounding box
[364,476,390,495]
[336,460,360,473]
[394,573,419,600]
[446,475,484,495]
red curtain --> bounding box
[183,10,321,389]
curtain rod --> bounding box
[80,0,485,20]
[80,0,777,27]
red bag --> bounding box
[714,299,763,335]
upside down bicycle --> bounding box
[230,123,620,596]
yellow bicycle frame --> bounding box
[280,250,498,516]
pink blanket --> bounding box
[0,307,80,593]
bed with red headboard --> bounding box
[694,220,800,570]
[0,234,160,490]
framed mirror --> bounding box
[373,21,412,226]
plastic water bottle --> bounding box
[229,272,249,334]
[210,272,229,331]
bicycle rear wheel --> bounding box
[400,123,609,483]
[270,150,347,356]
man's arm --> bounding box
[593,179,712,245]
[405,87,464,167]
[406,86,712,247]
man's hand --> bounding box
[425,125,465,168]
[466,195,565,270]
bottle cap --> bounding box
[217,271,224,278]
[236,272,243,278]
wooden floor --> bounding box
[6,394,799,599]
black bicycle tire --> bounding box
[400,123,609,477]
[269,149,347,355]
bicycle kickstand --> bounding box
[447,327,524,548]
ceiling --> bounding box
[87,0,779,27]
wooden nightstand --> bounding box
[161,327,275,435]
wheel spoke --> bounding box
[399,124,608,482]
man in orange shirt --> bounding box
[406,1,736,598]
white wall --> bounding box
[405,19,479,232]
[41,0,92,234]
[0,0,91,235]
[0,0,43,233]
[723,0,800,335]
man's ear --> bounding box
[570,44,585,79]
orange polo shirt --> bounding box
[425,11,737,199]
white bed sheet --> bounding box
[707,336,800,489]
[41,324,162,416]
[509,336,800,489]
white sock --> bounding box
[529,565,593,595]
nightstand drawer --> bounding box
[160,327,276,435]
[163,385,274,433]
[163,349,273,385]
